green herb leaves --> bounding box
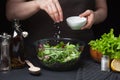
[38,42,81,65]
[89,28,120,59]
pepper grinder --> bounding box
[0,33,11,71]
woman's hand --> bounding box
[35,0,63,22]
[79,10,95,30]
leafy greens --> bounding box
[37,41,81,65]
[89,28,120,59]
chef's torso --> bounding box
[22,0,95,44]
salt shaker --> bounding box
[0,33,11,71]
[101,55,110,71]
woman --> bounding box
[6,0,107,58]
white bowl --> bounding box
[66,16,87,30]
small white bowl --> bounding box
[66,16,87,30]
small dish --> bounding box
[66,16,87,30]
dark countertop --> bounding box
[0,57,120,80]
[0,67,77,80]
[0,57,78,80]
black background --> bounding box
[0,0,120,38]
[0,0,11,34]
[93,0,120,38]
[0,1,120,80]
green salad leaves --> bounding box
[38,42,81,65]
[89,28,120,59]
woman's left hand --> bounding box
[79,10,95,30]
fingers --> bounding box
[51,3,59,22]
[80,16,93,30]
[45,4,56,22]
[54,0,63,22]
[51,0,63,22]
[41,0,63,23]
[80,10,95,30]
[80,10,93,17]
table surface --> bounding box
[0,57,120,80]
[0,67,77,80]
[0,57,78,80]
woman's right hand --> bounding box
[35,0,63,23]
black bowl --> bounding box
[34,38,85,71]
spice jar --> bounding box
[101,55,110,71]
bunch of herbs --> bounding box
[89,28,120,59]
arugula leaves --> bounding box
[38,42,81,65]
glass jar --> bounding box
[0,33,11,71]
[101,55,110,71]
